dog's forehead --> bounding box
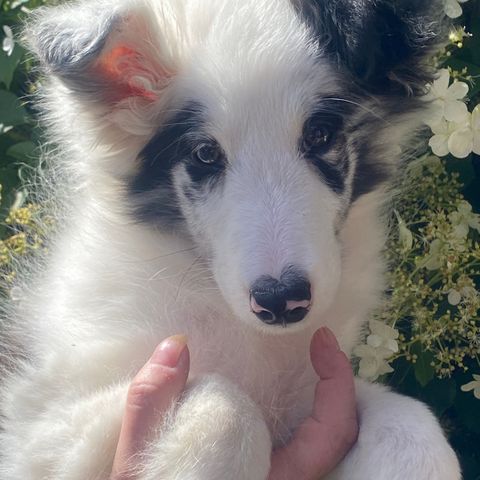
[174,0,343,147]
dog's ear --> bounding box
[25,0,178,106]
[295,0,446,94]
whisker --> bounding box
[326,97,391,124]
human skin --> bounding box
[111,327,358,480]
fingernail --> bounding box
[150,334,188,368]
[316,327,340,351]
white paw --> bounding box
[139,374,272,480]
[328,381,461,480]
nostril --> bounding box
[256,310,275,322]
[250,295,276,322]
[284,307,309,323]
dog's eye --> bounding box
[302,120,333,152]
[301,111,344,154]
[193,142,224,165]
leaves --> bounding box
[0,89,28,127]
[0,43,23,89]
[6,140,35,161]
[412,343,435,387]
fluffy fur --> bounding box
[0,0,462,479]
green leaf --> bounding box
[6,140,36,161]
[0,90,28,127]
[412,343,435,387]
[0,44,24,89]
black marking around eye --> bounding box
[129,102,227,227]
[310,157,346,194]
[300,108,347,195]
[129,103,203,227]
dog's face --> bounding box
[29,0,443,331]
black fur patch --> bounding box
[310,157,346,194]
[350,140,391,201]
[348,94,427,201]
[129,103,228,227]
[293,0,445,94]
[129,103,204,227]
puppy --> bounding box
[0,1,461,479]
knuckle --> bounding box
[127,369,176,408]
[126,381,160,410]
[126,366,177,410]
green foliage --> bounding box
[0,0,54,212]
[379,156,480,478]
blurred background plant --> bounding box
[0,0,55,286]
[352,2,480,478]
[1,0,479,478]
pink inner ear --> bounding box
[94,45,171,102]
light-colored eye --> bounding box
[193,142,224,165]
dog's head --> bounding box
[27,0,444,331]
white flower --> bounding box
[443,0,469,19]
[461,374,480,400]
[424,69,469,126]
[440,105,480,159]
[354,344,394,381]
[449,200,480,238]
[367,320,399,353]
[2,25,14,57]
[447,289,462,306]
[428,117,474,158]
[354,320,399,381]
[447,286,478,306]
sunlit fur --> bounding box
[0,0,461,479]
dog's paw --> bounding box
[138,374,272,480]
[327,380,461,480]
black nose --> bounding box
[250,269,311,326]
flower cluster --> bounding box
[425,69,480,159]
[355,155,480,397]
[0,188,45,287]
[354,320,399,381]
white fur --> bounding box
[0,0,461,479]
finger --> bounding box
[310,327,357,426]
[111,335,190,479]
[268,327,358,480]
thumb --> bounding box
[111,335,190,479]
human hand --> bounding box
[110,328,358,480]
[268,327,358,479]
[110,335,190,480]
